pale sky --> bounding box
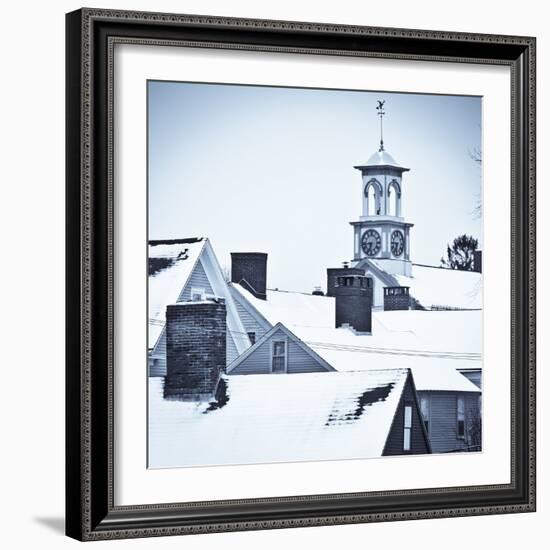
[148,81,481,293]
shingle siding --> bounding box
[419,391,481,453]
[383,376,430,455]
[230,327,328,375]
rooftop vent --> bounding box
[326,265,366,297]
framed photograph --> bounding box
[65,8,536,541]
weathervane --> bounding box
[376,100,386,151]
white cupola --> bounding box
[350,101,414,277]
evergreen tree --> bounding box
[441,234,479,271]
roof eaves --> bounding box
[229,283,272,331]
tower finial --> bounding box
[376,100,386,151]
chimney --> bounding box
[164,299,226,401]
[473,250,482,273]
[383,286,410,311]
[334,274,373,334]
[231,252,267,300]
[326,264,366,297]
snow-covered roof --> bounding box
[231,284,481,393]
[367,149,399,166]
[231,283,334,328]
[355,149,408,170]
[292,324,480,392]
[148,238,206,349]
[148,369,410,468]
[395,264,482,310]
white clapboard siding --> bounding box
[230,327,328,375]
[177,260,213,302]
[233,299,269,341]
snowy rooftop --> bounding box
[148,238,206,349]
[231,284,481,392]
[148,369,409,468]
[355,149,408,170]
[395,264,482,310]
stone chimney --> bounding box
[326,263,366,297]
[383,286,410,311]
[164,299,226,401]
[231,252,267,300]
[334,274,373,334]
[473,250,482,273]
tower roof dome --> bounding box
[354,148,410,172]
[365,149,400,167]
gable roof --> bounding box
[230,284,481,393]
[148,238,249,355]
[227,322,335,373]
[149,368,411,468]
[149,238,206,349]
[356,258,400,287]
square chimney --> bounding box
[231,252,268,300]
[164,299,226,401]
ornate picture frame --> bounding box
[65,8,536,541]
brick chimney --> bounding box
[383,286,410,311]
[334,274,373,334]
[164,299,226,401]
[326,263,366,297]
[231,252,267,300]
[473,250,482,273]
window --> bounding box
[403,404,413,451]
[420,396,430,434]
[190,287,205,301]
[271,340,287,373]
[247,332,256,345]
[457,396,465,438]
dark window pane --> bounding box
[272,356,285,373]
[273,341,286,356]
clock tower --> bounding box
[350,101,413,277]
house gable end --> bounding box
[228,323,335,375]
[383,370,431,456]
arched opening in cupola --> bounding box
[387,179,401,217]
[365,179,383,216]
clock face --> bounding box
[361,229,382,257]
[391,230,405,257]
